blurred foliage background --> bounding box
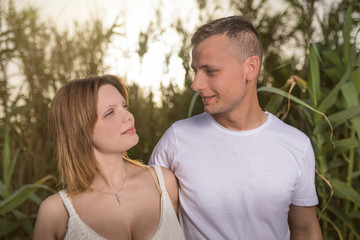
[0,0,359,239]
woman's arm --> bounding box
[160,167,180,215]
[33,193,68,240]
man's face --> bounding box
[191,35,249,118]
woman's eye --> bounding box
[123,104,128,109]
[104,110,113,118]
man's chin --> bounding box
[204,106,215,114]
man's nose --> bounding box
[191,73,206,92]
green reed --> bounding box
[256,5,360,239]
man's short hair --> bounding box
[191,16,262,65]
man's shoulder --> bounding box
[172,112,208,129]
[268,113,310,143]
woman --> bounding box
[33,75,185,240]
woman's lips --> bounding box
[122,126,136,134]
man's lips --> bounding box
[201,95,216,103]
[122,126,136,134]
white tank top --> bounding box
[59,165,185,240]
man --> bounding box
[149,16,322,240]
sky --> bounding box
[13,0,342,101]
[14,0,231,99]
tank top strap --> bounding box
[148,166,161,193]
[152,165,167,192]
[58,190,76,216]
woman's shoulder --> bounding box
[39,192,69,216]
[33,192,69,240]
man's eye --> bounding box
[206,69,216,75]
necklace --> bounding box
[258,111,265,127]
[92,163,127,205]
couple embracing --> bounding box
[34,16,322,240]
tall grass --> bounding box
[0,112,54,238]
[0,1,358,239]
[257,5,360,239]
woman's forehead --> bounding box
[97,85,125,107]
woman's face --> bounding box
[92,84,139,155]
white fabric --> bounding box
[59,191,105,240]
[150,165,185,240]
[59,165,185,240]
[149,112,319,240]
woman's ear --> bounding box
[245,56,261,82]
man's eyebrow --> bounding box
[191,64,214,70]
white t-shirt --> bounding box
[149,112,318,240]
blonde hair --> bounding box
[48,75,143,196]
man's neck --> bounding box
[211,106,265,131]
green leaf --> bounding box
[309,43,321,108]
[0,218,28,237]
[341,82,359,108]
[343,5,352,65]
[328,158,346,170]
[187,92,199,118]
[314,105,360,134]
[354,116,360,142]
[327,204,360,239]
[300,106,315,126]
[331,179,360,207]
[2,118,10,198]
[323,137,359,156]
[30,193,44,206]
[322,50,344,70]
[271,61,292,71]
[349,211,360,219]
[317,65,353,114]
[257,86,326,123]
[0,180,4,198]
[324,68,342,81]
[0,177,53,215]
[317,212,343,240]
[13,209,33,237]
[352,170,360,179]
[353,66,360,93]
[353,49,360,92]
[5,148,21,189]
[264,93,284,114]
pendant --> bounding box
[115,194,121,205]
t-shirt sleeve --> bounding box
[291,140,319,206]
[149,125,177,171]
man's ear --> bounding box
[245,56,261,81]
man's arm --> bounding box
[288,205,323,240]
